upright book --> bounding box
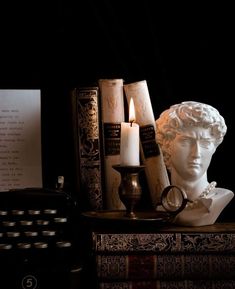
[124,80,170,206]
[70,86,104,210]
[98,79,125,210]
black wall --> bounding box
[0,1,234,219]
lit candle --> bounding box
[120,98,140,166]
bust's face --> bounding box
[169,126,216,181]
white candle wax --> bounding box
[120,122,140,166]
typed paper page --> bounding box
[0,90,42,191]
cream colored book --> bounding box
[98,79,125,210]
[124,80,170,206]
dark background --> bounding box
[0,1,234,220]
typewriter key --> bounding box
[33,242,48,249]
[17,243,32,249]
[2,221,16,227]
[42,230,56,237]
[28,209,41,215]
[36,220,49,226]
[56,241,72,248]
[54,217,67,223]
[0,243,12,250]
[44,209,57,215]
[24,231,38,237]
[0,210,8,216]
[6,231,20,237]
[11,209,24,215]
[20,220,33,226]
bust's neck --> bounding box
[170,171,209,201]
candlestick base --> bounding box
[113,164,145,219]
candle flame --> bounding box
[129,98,136,124]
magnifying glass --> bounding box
[161,185,189,215]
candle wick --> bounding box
[130,120,133,127]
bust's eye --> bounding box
[199,140,212,148]
[178,137,214,149]
[179,138,192,145]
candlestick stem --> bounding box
[113,164,145,219]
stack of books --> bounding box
[70,79,169,212]
[89,222,235,289]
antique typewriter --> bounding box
[0,187,81,289]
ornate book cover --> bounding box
[96,254,235,280]
[123,80,170,206]
[71,86,104,210]
[92,223,235,253]
[98,79,125,210]
[98,280,235,289]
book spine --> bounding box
[96,254,235,280]
[98,280,235,289]
[98,79,125,210]
[123,80,170,206]
[92,232,235,253]
[71,87,104,210]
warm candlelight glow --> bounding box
[129,98,136,124]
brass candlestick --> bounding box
[113,164,145,219]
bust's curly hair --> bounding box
[156,101,227,168]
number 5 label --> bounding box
[21,275,37,289]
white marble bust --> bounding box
[155,101,234,226]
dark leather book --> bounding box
[98,279,235,289]
[70,86,104,210]
[96,254,235,280]
[92,222,235,253]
